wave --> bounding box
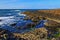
[0,16,16,25]
[0,16,14,19]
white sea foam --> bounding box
[0,16,15,25]
[14,10,20,11]
[18,12,26,16]
[0,16,14,20]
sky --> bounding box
[0,0,60,9]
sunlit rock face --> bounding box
[38,9,60,20]
[14,27,48,40]
[38,9,60,15]
[46,20,60,27]
[23,9,60,20]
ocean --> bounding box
[0,9,23,17]
[0,9,33,33]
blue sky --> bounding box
[0,0,60,9]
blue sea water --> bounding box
[0,9,25,17]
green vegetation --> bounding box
[54,32,60,38]
[54,28,60,38]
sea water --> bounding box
[0,9,21,17]
[0,9,32,33]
